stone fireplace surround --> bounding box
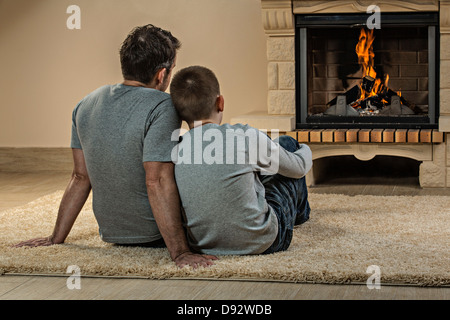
[231,0,450,188]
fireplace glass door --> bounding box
[295,12,439,129]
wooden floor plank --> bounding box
[1,275,448,300]
[193,281,301,300]
[0,277,67,300]
[0,276,32,297]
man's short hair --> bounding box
[170,66,220,124]
[120,24,181,85]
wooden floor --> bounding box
[1,170,449,300]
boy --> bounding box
[170,66,312,255]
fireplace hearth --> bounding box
[296,12,439,129]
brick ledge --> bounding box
[279,129,445,144]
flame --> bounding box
[355,29,376,79]
[355,28,390,101]
[372,78,382,94]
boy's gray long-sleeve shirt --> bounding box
[174,123,312,255]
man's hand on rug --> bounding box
[12,236,54,248]
[174,252,218,269]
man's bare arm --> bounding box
[144,161,217,268]
[14,148,91,247]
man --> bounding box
[14,25,216,268]
[170,66,312,255]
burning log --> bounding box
[363,95,384,110]
[325,83,416,116]
[326,85,361,107]
[361,75,375,93]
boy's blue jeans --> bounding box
[261,135,311,254]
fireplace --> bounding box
[231,1,450,188]
[296,12,439,129]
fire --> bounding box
[384,74,389,87]
[325,27,413,115]
[355,28,376,79]
[355,28,389,101]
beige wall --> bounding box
[0,0,268,147]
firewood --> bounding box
[361,75,375,93]
[326,85,361,106]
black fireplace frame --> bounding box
[295,12,440,129]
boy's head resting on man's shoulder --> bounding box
[170,66,224,128]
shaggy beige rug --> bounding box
[0,191,449,286]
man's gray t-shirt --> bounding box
[71,84,181,244]
[174,123,312,255]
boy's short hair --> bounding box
[119,24,181,85]
[170,66,220,124]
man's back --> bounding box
[71,84,181,244]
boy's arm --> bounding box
[256,132,312,179]
[277,143,312,178]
